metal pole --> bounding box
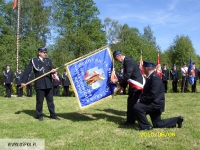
[16,0,20,71]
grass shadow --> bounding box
[15,110,49,119]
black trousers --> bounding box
[36,88,57,118]
[26,84,33,97]
[134,103,178,129]
[126,89,142,123]
[5,84,12,97]
[16,85,23,97]
[191,81,196,92]
[163,81,168,92]
[53,86,60,96]
[172,81,178,92]
[181,76,188,92]
[63,86,69,96]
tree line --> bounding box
[0,0,199,95]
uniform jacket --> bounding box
[52,73,61,86]
[161,68,169,81]
[170,69,179,81]
[3,70,13,84]
[27,72,34,82]
[62,73,70,86]
[22,57,54,89]
[15,72,24,85]
[140,71,165,112]
[194,68,199,81]
[116,56,143,91]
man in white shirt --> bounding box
[181,62,188,93]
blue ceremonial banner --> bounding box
[188,57,194,85]
[67,47,116,109]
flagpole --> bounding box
[16,0,20,72]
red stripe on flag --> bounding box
[13,0,17,9]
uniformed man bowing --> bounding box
[21,47,60,121]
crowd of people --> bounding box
[3,62,71,98]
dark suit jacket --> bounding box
[15,72,24,85]
[22,57,54,89]
[53,74,61,86]
[116,56,143,90]
[194,68,199,81]
[27,72,34,82]
[140,71,165,112]
[62,74,70,86]
[162,69,169,81]
[170,69,179,81]
[3,70,13,84]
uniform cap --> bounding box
[113,50,122,58]
[6,64,10,67]
[143,60,155,67]
[38,47,47,52]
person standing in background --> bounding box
[170,64,179,92]
[181,62,188,93]
[52,71,61,96]
[62,69,71,96]
[3,64,13,98]
[15,67,24,97]
[26,71,34,97]
[162,64,169,93]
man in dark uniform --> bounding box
[3,64,13,98]
[170,64,179,92]
[191,62,199,92]
[15,67,24,97]
[62,69,70,96]
[133,60,184,130]
[26,72,34,97]
[162,64,169,93]
[52,71,61,96]
[111,50,144,125]
[21,47,60,121]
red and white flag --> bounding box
[52,73,60,82]
[139,54,145,76]
[13,0,18,9]
[156,52,162,78]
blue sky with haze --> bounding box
[94,0,200,55]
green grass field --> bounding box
[1,85,200,150]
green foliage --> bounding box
[164,35,197,70]
[51,0,106,67]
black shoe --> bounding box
[140,126,153,131]
[50,116,60,120]
[177,116,184,128]
[38,117,43,121]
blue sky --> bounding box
[94,0,200,55]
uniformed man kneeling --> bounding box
[21,47,60,121]
[133,60,184,130]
